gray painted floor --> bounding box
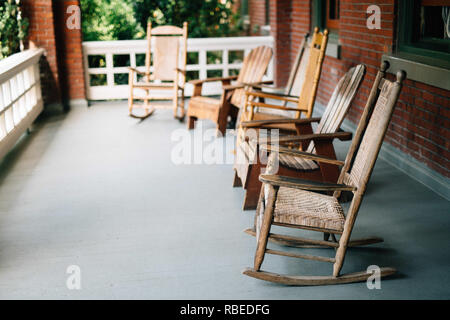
[0,101,449,299]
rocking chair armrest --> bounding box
[275,131,353,143]
[245,91,300,103]
[222,81,273,92]
[127,67,148,76]
[261,145,345,166]
[245,101,304,114]
[255,90,300,100]
[240,117,322,128]
[251,82,288,91]
[259,174,356,192]
[244,80,275,88]
[222,84,247,93]
[188,75,239,85]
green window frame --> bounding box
[241,0,248,16]
[312,0,341,58]
[397,0,450,67]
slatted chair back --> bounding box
[146,22,188,84]
[294,27,328,118]
[285,34,310,97]
[305,64,366,154]
[230,46,273,108]
[288,47,310,97]
[341,69,405,193]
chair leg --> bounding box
[333,194,363,277]
[232,171,242,187]
[179,90,185,120]
[254,185,278,271]
[144,89,150,117]
[242,162,264,210]
[128,90,134,115]
[173,86,179,119]
[253,186,265,229]
[243,189,260,211]
[187,116,197,130]
[217,98,232,136]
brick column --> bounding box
[22,0,61,106]
[249,0,267,35]
[269,0,292,86]
[53,0,87,107]
[22,0,87,108]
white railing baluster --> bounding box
[106,53,114,87]
[199,49,207,80]
[223,49,229,77]
[0,114,6,140]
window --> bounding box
[398,0,450,63]
[313,0,340,32]
[312,0,341,58]
[265,0,270,26]
[326,0,340,31]
[383,0,450,91]
[241,0,248,16]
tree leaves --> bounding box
[0,0,28,59]
[81,0,242,41]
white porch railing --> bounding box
[0,49,44,160]
[82,36,274,100]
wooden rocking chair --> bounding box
[187,45,273,136]
[128,22,188,120]
[237,28,328,135]
[234,64,366,210]
[252,32,310,101]
[243,68,406,286]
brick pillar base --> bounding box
[22,0,61,106]
[22,0,86,108]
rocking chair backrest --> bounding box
[306,64,366,154]
[294,27,328,119]
[342,68,405,193]
[285,33,310,97]
[146,22,188,83]
[230,46,273,108]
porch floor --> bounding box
[0,101,449,299]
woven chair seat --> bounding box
[272,187,345,231]
[278,153,319,171]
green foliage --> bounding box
[134,0,241,38]
[0,0,28,59]
[81,0,242,41]
[80,0,144,41]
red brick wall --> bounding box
[53,0,86,103]
[249,0,268,34]
[22,0,86,106]
[270,0,450,178]
[22,0,61,105]
[268,0,310,87]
